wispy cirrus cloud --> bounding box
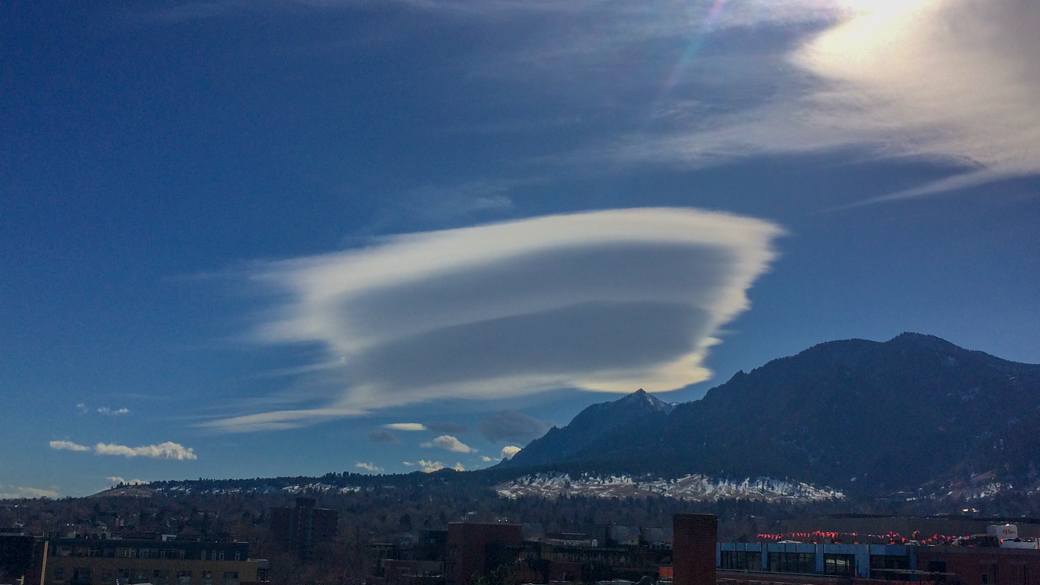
[136,0,1038,202]
[601,0,1040,203]
[339,0,1038,203]
[97,406,130,416]
[50,440,198,460]
[0,485,59,500]
[206,208,781,432]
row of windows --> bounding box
[824,554,855,576]
[53,567,240,585]
[720,551,761,571]
[721,551,913,577]
[54,547,242,561]
[768,552,816,574]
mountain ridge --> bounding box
[501,332,1040,498]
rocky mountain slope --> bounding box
[500,333,1040,498]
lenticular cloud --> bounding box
[213,208,782,432]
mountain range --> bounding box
[499,333,1040,499]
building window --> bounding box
[871,554,911,580]
[177,570,193,585]
[721,551,762,571]
[768,552,815,574]
[222,571,240,585]
[825,554,856,576]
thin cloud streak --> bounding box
[0,485,59,500]
[383,423,428,431]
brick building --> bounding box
[270,497,338,561]
[674,514,718,585]
[445,522,523,585]
[1,532,46,585]
[918,545,1040,585]
[42,535,268,585]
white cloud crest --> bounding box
[403,459,453,473]
[106,476,147,486]
[421,435,476,454]
[354,461,384,473]
[500,445,522,460]
[50,440,91,452]
[212,208,781,431]
[94,442,198,460]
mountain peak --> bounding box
[497,389,674,469]
[618,388,674,413]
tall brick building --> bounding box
[270,497,338,561]
[674,514,718,585]
[445,522,523,585]
[0,532,45,585]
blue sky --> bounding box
[2,0,1038,498]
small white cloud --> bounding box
[354,461,384,473]
[421,435,476,454]
[97,407,130,416]
[452,462,465,472]
[105,476,146,486]
[500,445,522,460]
[480,455,497,463]
[49,440,91,452]
[383,422,428,431]
[402,459,449,473]
[0,485,59,500]
[94,442,198,460]
[75,403,89,415]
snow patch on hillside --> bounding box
[495,473,845,502]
